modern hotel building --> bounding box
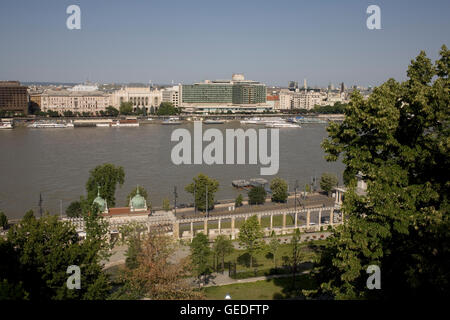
[181,74,270,113]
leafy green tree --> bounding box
[238,215,264,268]
[268,231,280,268]
[314,46,450,299]
[157,102,179,115]
[119,102,133,115]
[189,233,211,286]
[22,210,35,222]
[290,229,302,289]
[105,106,119,117]
[66,201,82,218]
[1,213,110,300]
[86,163,125,207]
[162,198,170,211]
[0,211,7,229]
[126,186,149,207]
[185,174,219,212]
[235,194,243,208]
[248,186,267,205]
[270,177,288,203]
[213,235,234,272]
[319,173,338,196]
[121,222,146,269]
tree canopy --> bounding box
[248,186,267,205]
[185,174,219,212]
[238,215,264,268]
[314,45,450,299]
[319,173,338,196]
[270,177,288,203]
[86,163,125,208]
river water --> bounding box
[0,121,344,219]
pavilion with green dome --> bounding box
[92,184,150,216]
[129,186,148,212]
[93,186,108,214]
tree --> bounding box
[114,227,203,300]
[126,186,149,207]
[1,213,110,300]
[185,174,219,212]
[119,102,133,115]
[235,194,243,208]
[268,231,280,268]
[319,173,338,196]
[105,106,119,117]
[22,210,35,222]
[66,201,82,218]
[290,229,302,289]
[86,163,125,208]
[189,233,211,286]
[270,177,288,203]
[0,211,7,229]
[162,198,170,211]
[157,102,179,115]
[314,46,450,299]
[248,186,267,205]
[120,222,147,269]
[213,235,234,272]
[238,215,264,268]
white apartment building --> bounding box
[40,90,110,114]
[161,85,180,107]
[111,87,162,112]
[278,90,325,110]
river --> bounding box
[0,121,344,219]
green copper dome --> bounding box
[93,186,107,212]
[130,186,146,210]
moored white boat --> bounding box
[28,120,72,128]
[265,121,301,128]
[0,119,13,129]
[162,117,182,125]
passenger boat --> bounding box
[162,117,182,125]
[111,119,139,127]
[28,120,73,128]
[203,119,224,124]
[240,117,261,124]
[0,119,13,129]
[265,121,300,128]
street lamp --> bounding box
[205,184,208,217]
[193,181,197,215]
[173,186,178,215]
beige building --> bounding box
[40,90,110,114]
[278,90,325,110]
[161,85,180,107]
[111,87,162,112]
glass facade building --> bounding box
[182,78,266,105]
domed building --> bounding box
[129,186,148,212]
[93,186,108,214]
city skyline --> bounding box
[1,0,449,87]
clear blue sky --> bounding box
[0,0,449,87]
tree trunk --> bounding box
[250,254,253,268]
[222,255,225,273]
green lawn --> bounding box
[203,274,316,300]
[210,241,323,276]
